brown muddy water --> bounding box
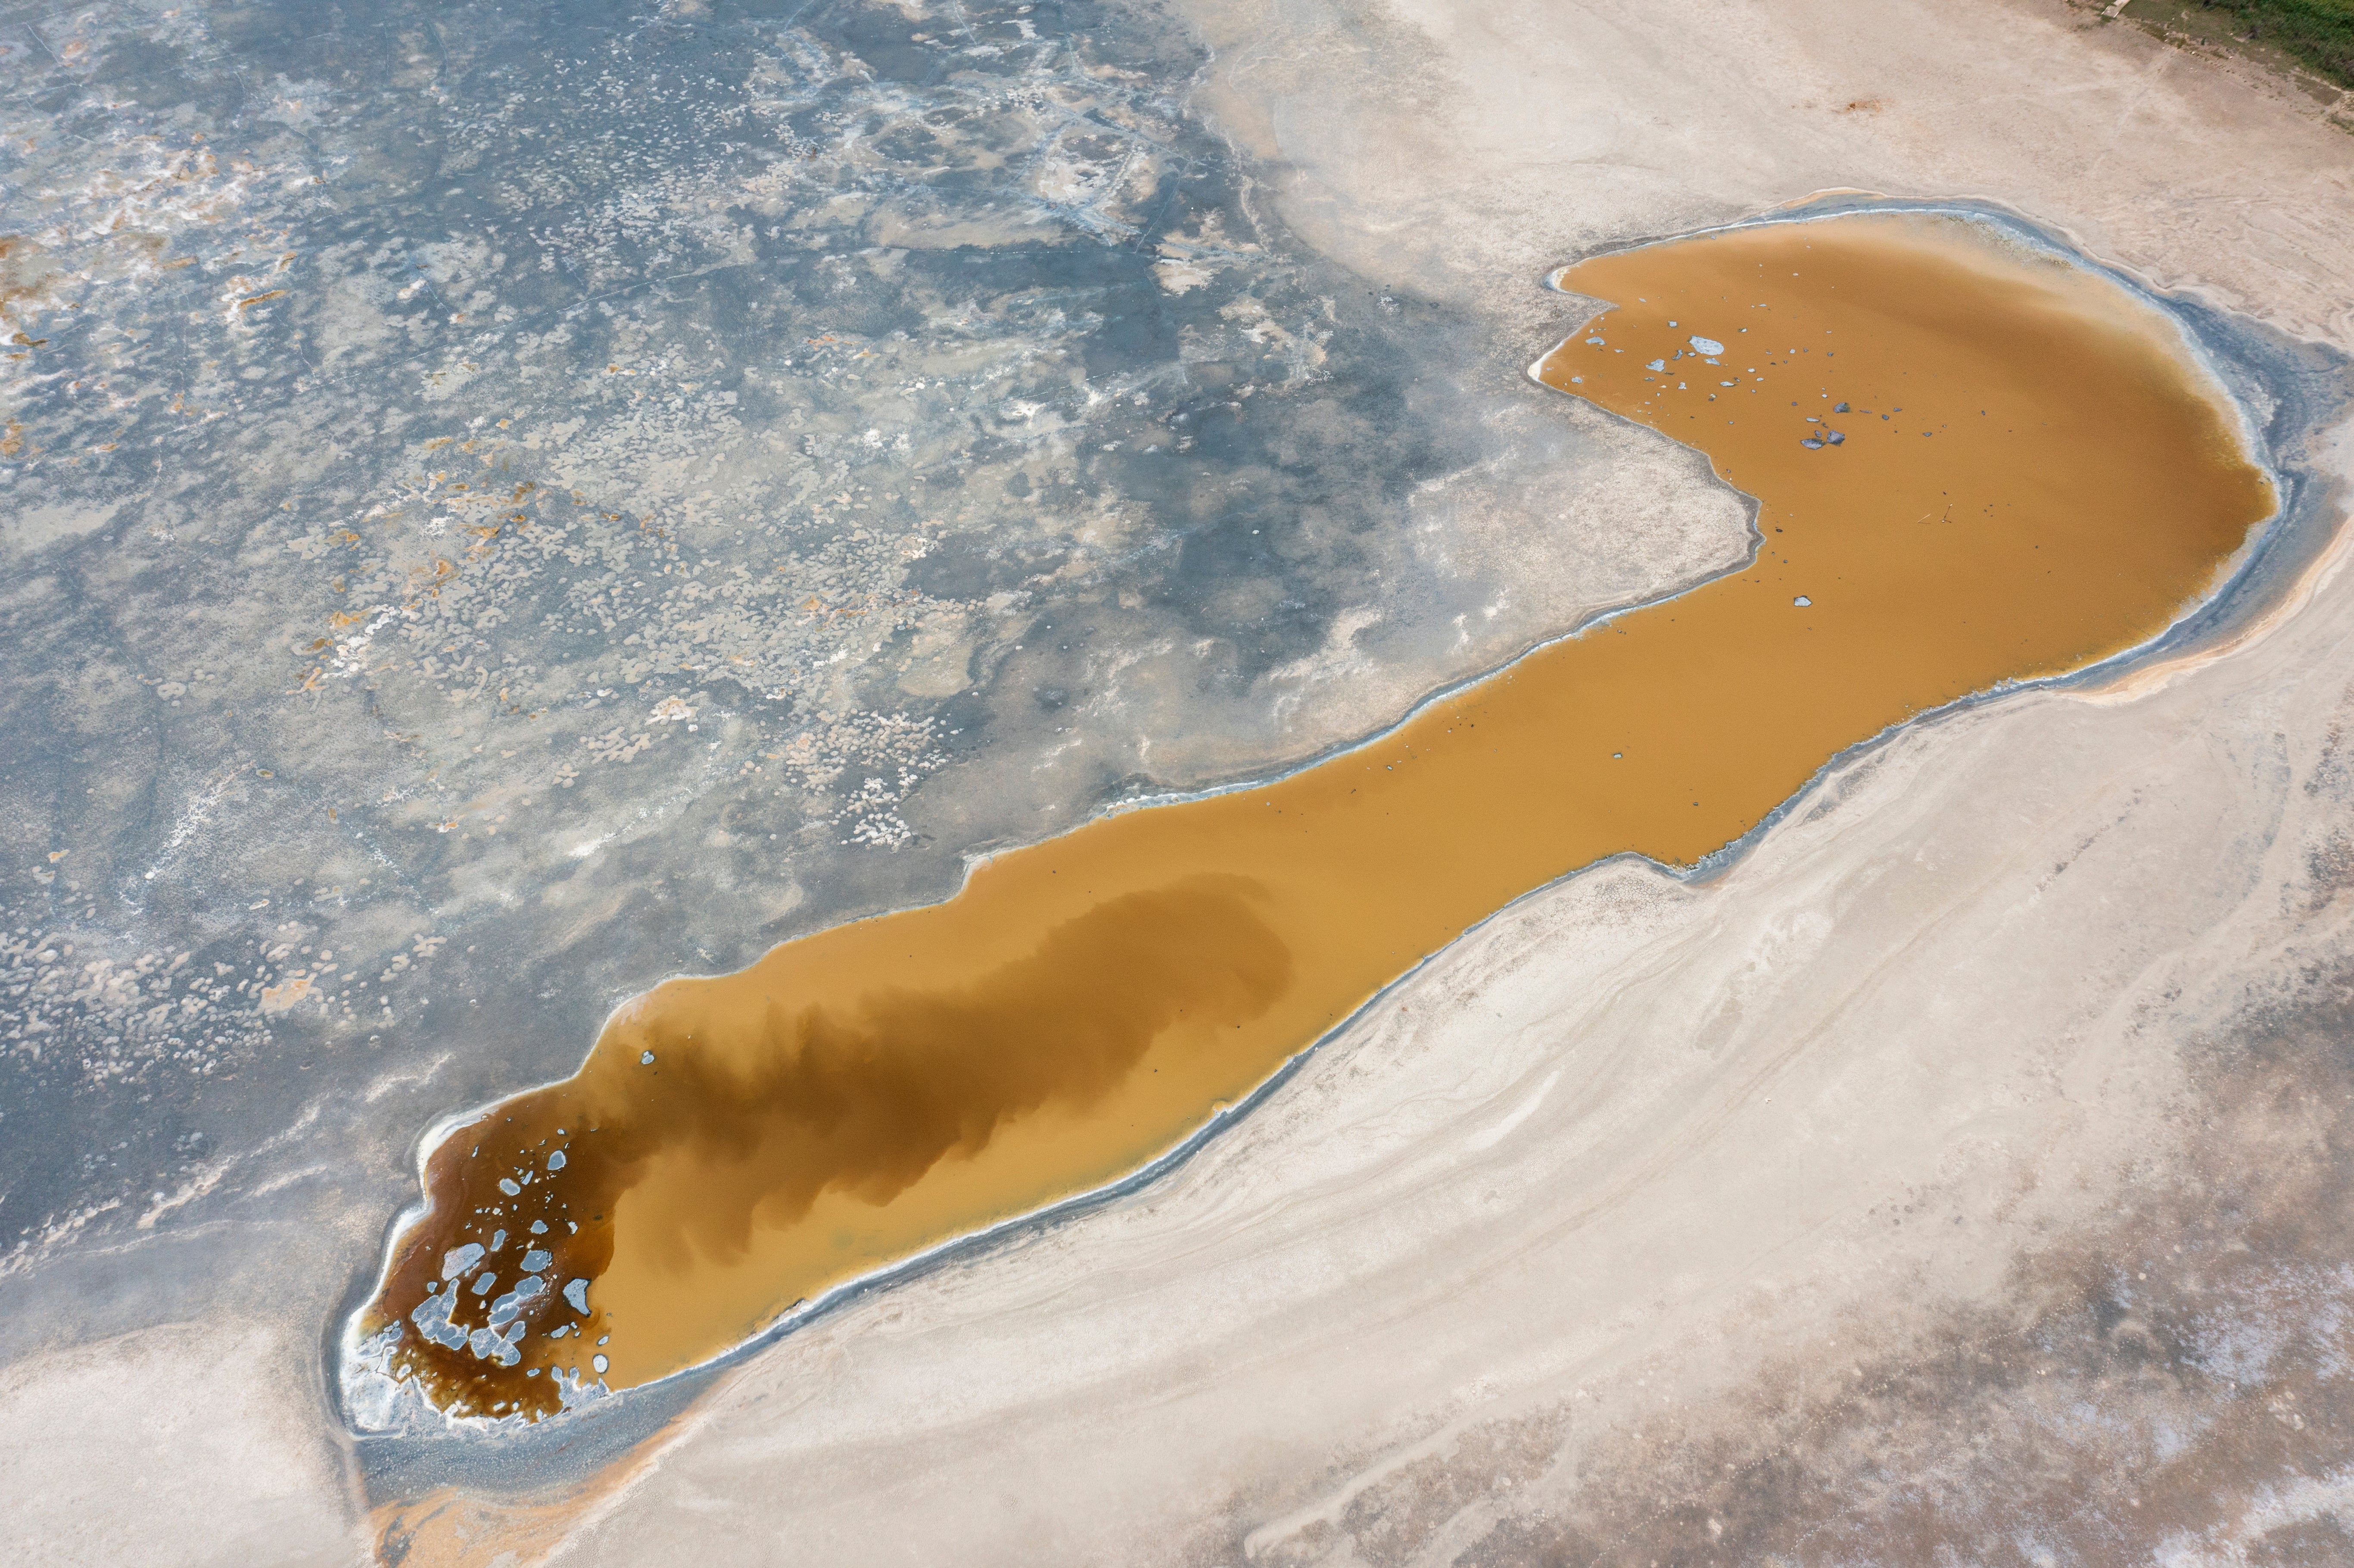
[354,212,2274,1422]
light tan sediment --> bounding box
[358,211,2274,1421]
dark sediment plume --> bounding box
[366,877,1292,1418]
[354,211,2276,1422]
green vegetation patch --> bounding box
[2195,0,2354,86]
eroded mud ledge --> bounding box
[341,202,2329,1434]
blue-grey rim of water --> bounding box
[333,194,2354,1489]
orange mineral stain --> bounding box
[356,212,2274,1421]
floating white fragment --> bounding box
[468,1319,526,1367]
[486,1274,549,1327]
[1794,595,1812,607]
[592,1354,610,1375]
[640,1050,655,1065]
[548,1149,567,1170]
[521,1248,553,1273]
[1689,335,1724,355]
[498,1177,521,1196]
[410,1289,467,1350]
[489,1229,506,1251]
[1646,359,1666,371]
[440,1243,485,1281]
[564,1278,591,1314]
[1585,336,1605,345]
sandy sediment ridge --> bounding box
[1184,0,2354,354]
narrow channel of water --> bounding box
[352,212,2274,1422]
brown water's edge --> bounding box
[343,206,2282,1430]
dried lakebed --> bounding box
[344,210,2280,1426]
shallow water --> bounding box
[356,211,2274,1421]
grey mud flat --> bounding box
[0,0,1747,1549]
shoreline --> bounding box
[333,198,2350,1458]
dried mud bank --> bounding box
[340,201,2318,1447]
[1234,888,2354,1568]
